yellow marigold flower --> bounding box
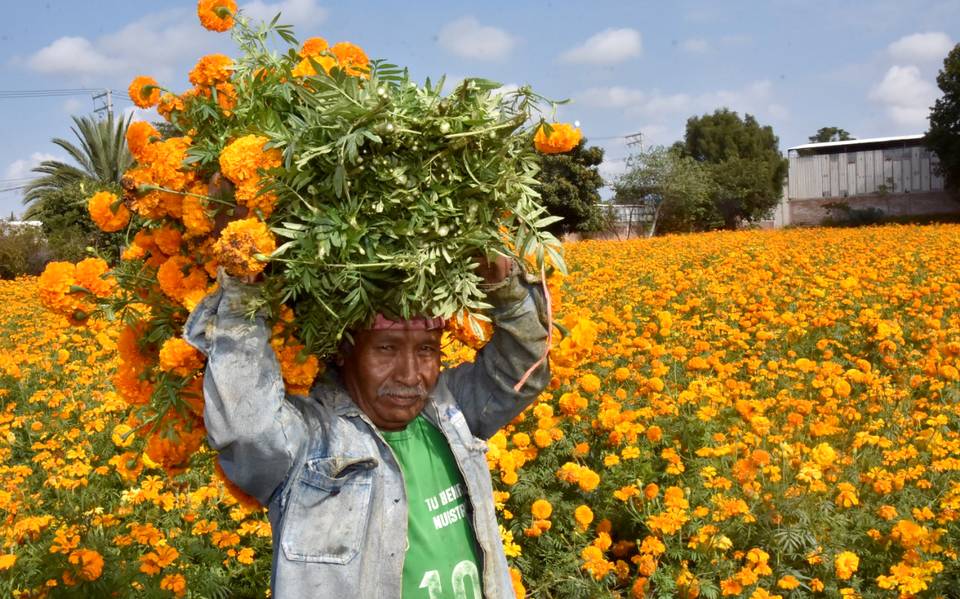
[197,0,237,32]
[88,191,130,232]
[0,553,16,570]
[292,55,336,78]
[777,575,801,590]
[67,549,104,581]
[189,53,233,88]
[158,337,205,377]
[129,75,161,108]
[112,424,136,448]
[811,442,837,468]
[213,218,277,278]
[834,551,859,580]
[835,482,859,508]
[126,121,159,162]
[534,122,582,154]
[531,499,552,520]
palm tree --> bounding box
[23,112,133,220]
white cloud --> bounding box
[21,1,328,85]
[869,65,939,128]
[241,0,328,27]
[578,80,783,123]
[62,98,85,114]
[888,32,954,63]
[680,38,709,53]
[27,36,123,75]
[438,17,515,61]
[4,152,61,182]
[561,28,642,65]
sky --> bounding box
[1,0,958,218]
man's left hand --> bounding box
[475,254,513,287]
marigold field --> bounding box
[3,224,960,598]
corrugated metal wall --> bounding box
[788,145,943,200]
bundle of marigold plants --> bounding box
[36,1,577,472]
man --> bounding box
[184,256,550,598]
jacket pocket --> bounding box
[280,456,377,564]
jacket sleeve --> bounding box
[183,274,308,505]
[443,268,551,440]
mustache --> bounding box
[377,382,428,400]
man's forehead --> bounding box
[363,328,441,344]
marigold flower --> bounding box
[0,553,17,571]
[189,53,234,88]
[299,37,329,57]
[835,551,859,580]
[331,41,370,77]
[197,0,237,32]
[579,372,601,393]
[158,337,205,377]
[160,573,187,597]
[126,121,160,162]
[531,499,553,520]
[213,218,277,278]
[534,122,582,154]
[129,75,161,108]
[68,549,104,581]
[574,505,594,530]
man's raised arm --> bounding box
[443,257,551,439]
[184,273,308,505]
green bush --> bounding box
[0,222,49,279]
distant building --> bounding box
[775,134,958,227]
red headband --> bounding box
[370,313,446,331]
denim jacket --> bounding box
[184,270,550,599]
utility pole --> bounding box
[625,132,643,151]
[92,89,113,119]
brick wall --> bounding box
[789,191,960,225]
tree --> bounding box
[22,113,132,261]
[23,113,133,218]
[681,109,787,228]
[536,140,610,236]
[613,145,719,236]
[808,127,854,143]
[926,43,960,194]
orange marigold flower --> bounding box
[38,261,86,317]
[126,121,159,162]
[158,337,205,377]
[68,549,104,581]
[574,505,594,530]
[534,122,582,154]
[331,41,370,77]
[157,92,185,121]
[182,191,215,238]
[151,224,183,256]
[292,55,336,78]
[213,218,277,278]
[74,257,115,298]
[129,75,161,108]
[197,0,237,32]
[219,134,274,184]
[214,81,237,116]
[299,37,330,57]
[579,373,601,394]
[160,573,187,597]
[531,499,553,520]
[188,53,233,88]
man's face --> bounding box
[341,327,443,431]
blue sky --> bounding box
[1,0,957,217]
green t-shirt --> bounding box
[382,415,483,599]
